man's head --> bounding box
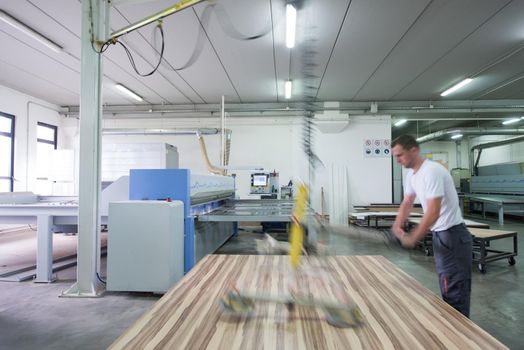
[391,135,421,169]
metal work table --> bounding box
[409,217,490,229]
[350,211,423,228]
[462,194,524,225]
[0,201,107,283]
[197,199,295,222]
[109,255,507,350]
[408,218,490,256]
[469,227,518,274]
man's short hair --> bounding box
[392,135,419,150]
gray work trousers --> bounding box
[432,223,472,318]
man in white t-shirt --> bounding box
[391,135,472,318]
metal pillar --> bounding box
[455,141,462,168]
[35,215,54,283]
[220,95,225,167]
[62,0,108,297]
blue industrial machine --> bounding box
[129,169,236,272]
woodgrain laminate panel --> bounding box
[469,228,517,239]
[409,218,490,229]
[110,255,507,350]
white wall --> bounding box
[0,85,64,192]
[64,115,393,211]
[418,136,524,171]
[99,118,298,200]
[307,116,392,211]
[420,140,470,169]
[469,135,524,166]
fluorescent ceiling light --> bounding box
[0,10,62,53]
[451,134,463,140]
[284,80,292,99]
[394,119,407,127]
[286,4,296,48]
[115,84,143,102]
[440,78,473,97]
[502,118,520,125]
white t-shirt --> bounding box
[404,159,463,231]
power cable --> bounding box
[115,22,165,77]
[90,1,273,76]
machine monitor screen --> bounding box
[253,174,268,186]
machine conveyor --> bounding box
[197,199,295,222]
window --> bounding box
[36,122,57,194]
[0,112,15,192]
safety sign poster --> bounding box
[364,139,390,157]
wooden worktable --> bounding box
[468,227,516,238]
[409,217,491,229]
[110,255,507,350]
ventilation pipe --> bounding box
[102,128,224,136]
[416,128,524,143]
[470,134,524,175]
[196,132,226,176]
[102,128,232,176]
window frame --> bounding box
[36,122,58,182]
[36,121,58,148]
[0,112,15,192]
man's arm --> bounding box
[401,197,441,248]
[392,194,416,238]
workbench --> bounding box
[408,218,490,256]
[461,194,524,225]
[408,217,491,229]
[350,211,422,228]
[0,201,107,282]
[110,255,507,350]
[469,228,518,274]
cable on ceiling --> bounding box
[89,0,164,77]
[89,0,273,75]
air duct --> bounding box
[102,128,223,136]
[314,102,351,133]
[470,135,524,175]
[102,128,231,176]
[196,132,226,176]
[416,128,524,143]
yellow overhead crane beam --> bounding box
[109,0,207,41]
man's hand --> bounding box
[392,224,407,240]
[399,234,417,249]
[392,225,417,249]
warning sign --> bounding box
[364,139,391,158]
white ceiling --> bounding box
[1,0,524,111]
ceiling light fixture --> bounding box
[284,80,292,99]
[115,84,143,102]
[502,118,520,125]
[394,119,407,127]
[440,78,473,97]
[286,4,296,48]
[0,10,63,54]
[451,134,463,140]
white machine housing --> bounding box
[107,200,184,293]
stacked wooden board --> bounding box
[110,255,507,349]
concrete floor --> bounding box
[0,216,522,349]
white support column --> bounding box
[221,95,225,167]
[35,215,54,283]
[456,141,462,168]
[62,0,109,297]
